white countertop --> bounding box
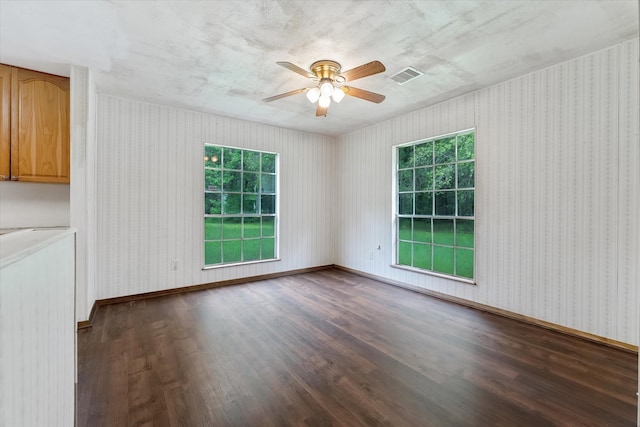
[0,227,76,269]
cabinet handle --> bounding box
[10,176,18,181]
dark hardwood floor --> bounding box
[77,269,638,426]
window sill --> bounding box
[202,258,281,270]
[390,264,476,285]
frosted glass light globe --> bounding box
[320,81,334,96]
[306,87,320,103]
[318,94,331,108]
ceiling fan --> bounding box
[263,60,386,117]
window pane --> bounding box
[261,237,275,259]
[243,217,261,238]
[394,131,474,277]
[205,193,221,215]
[458,190,474,217]
[399,217,412,240]
[223,217,242,239]
[223,194,241,214]
[204,146,221,168]
[433,219,454,245]
[433,246,454,274]
[457,162,474,189]
[457,133,474,161]
[398,193,413,215]
[243,194,258,214]
[414,141,432,167]
[205,169,221,192]
[244,239,261,261]
[204,241,221,264]
[398,146,413,169]
[398,241,411,266]
[413,243,431,270]
[261,174,276,193]
[223,147,242,170]
[243,150,261,172]
[262,153,276,173]
[434,137,456,164]
[262,216,275,237]
[415,192,433,215]
[456,249,474,278]
[413,218,431,243]
[223,240,242,263]
[204,145,278,267]
[398,170,413,192]
[224,171,242,192]
[434,164,455,190]
[204,217,221,240]
[415,167,433,191]
[435,191,455,216]
[261,195,276,214]
[243,172,259,193]
[456,219,474,248]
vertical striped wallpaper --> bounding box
[96,97,335,299]
[70,65,98,321]
[336,38,639,346]
[617,38,639,347]
[0,234,75,426]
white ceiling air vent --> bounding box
[390,67,423,85]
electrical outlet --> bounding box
[171,260,179,271]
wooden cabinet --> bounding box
[0,64,70,183]
[0,65,10,180]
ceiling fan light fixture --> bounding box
[306,87,320,103]
[265,59,386,116]
[318,94,331,108]
[332,87,345,103]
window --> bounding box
[204,145,277,267]
[395,130,475,280]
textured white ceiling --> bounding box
[0,0,637,136]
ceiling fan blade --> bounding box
[316,104,328,117]
[340,60,385,82]
[342,86,385,103]
[277,62,314,79]
[262,88,308,102]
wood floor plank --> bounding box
[77,269,638,426]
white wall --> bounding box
[336,38,639,346]
[96,95,336,299]
[70,65,97,321]
[636,18,640,427]
[0,181,69,228]
[0,232,76,427]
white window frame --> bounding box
[391,128,476,284]
[203,144,280,269]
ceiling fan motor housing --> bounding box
[310,60,341,81]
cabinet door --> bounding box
[11,67,70,183]
[0,65,10,180]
